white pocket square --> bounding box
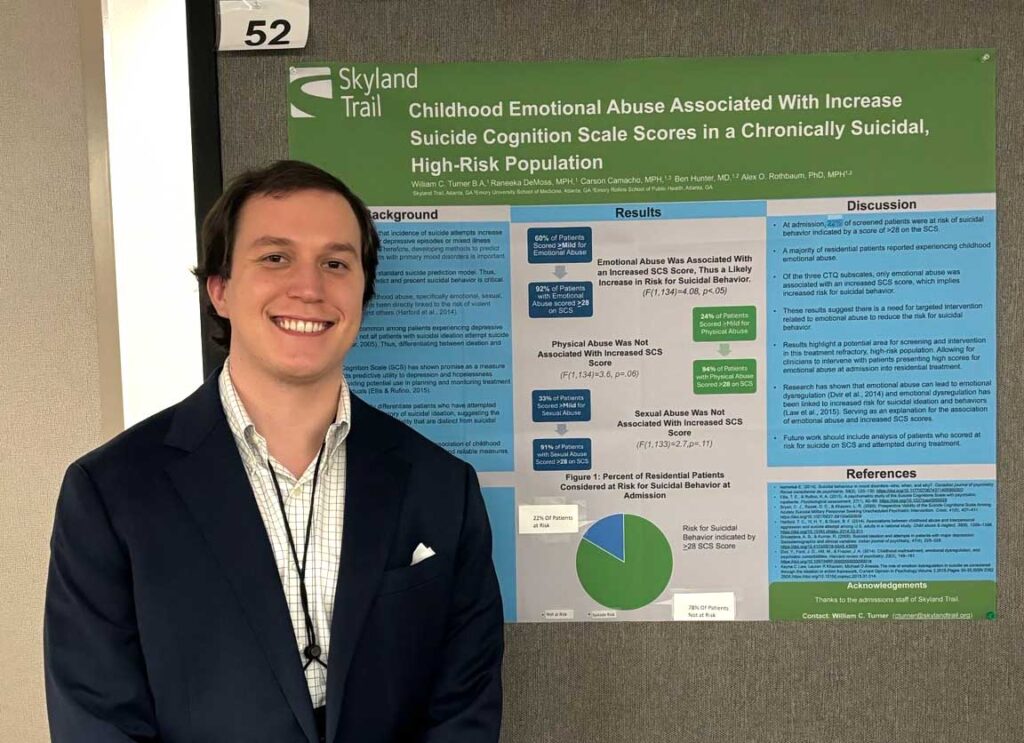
[410,542,435,566]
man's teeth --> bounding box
[276,318,329,334]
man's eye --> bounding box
[262,254,286,264]
[325,260,349,271]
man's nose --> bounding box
[286,261,325,301]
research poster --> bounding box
[288,50,997,621]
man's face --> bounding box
[207,189,365,386]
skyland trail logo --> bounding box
[289,66,332,118]
[289,65,419,119]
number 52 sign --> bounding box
[218,0,310,51]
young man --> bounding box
[44,161,504,743]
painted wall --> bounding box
[0,2,104,741]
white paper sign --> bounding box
[672,592,736,621]
[218,0,310,51]
[518,504,579,534]
[541,609,574,620]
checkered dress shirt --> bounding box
[219,360,350,707]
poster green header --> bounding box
[288,50,995,205]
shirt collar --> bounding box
[218,358,352,474]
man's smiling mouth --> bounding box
[272,316,335,334]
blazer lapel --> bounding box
[325,395,409,743]
[164,375,319,743]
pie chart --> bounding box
[576,514,673,610]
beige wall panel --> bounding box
[0,1,106,741]
[218,1,1022,741]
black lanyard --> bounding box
[267,443,328,670]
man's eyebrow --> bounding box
[248,235,295,249]
[324,242,360,256]
[245,237,359,256]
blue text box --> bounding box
[766,209,996,466]
[533,438,592,471]
[528,227,593,263]
[347,221,513,471]
[512,201,767,223]
[768,479,996,582]
[529,281,593,318]
[532,389,592,422]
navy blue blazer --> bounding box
[44,372,503,742]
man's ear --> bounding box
[207,275,230,319]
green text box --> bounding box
[290,51,995,206]
[693,306,756,342]
[769,581,997,620]
[693,359,756,394]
